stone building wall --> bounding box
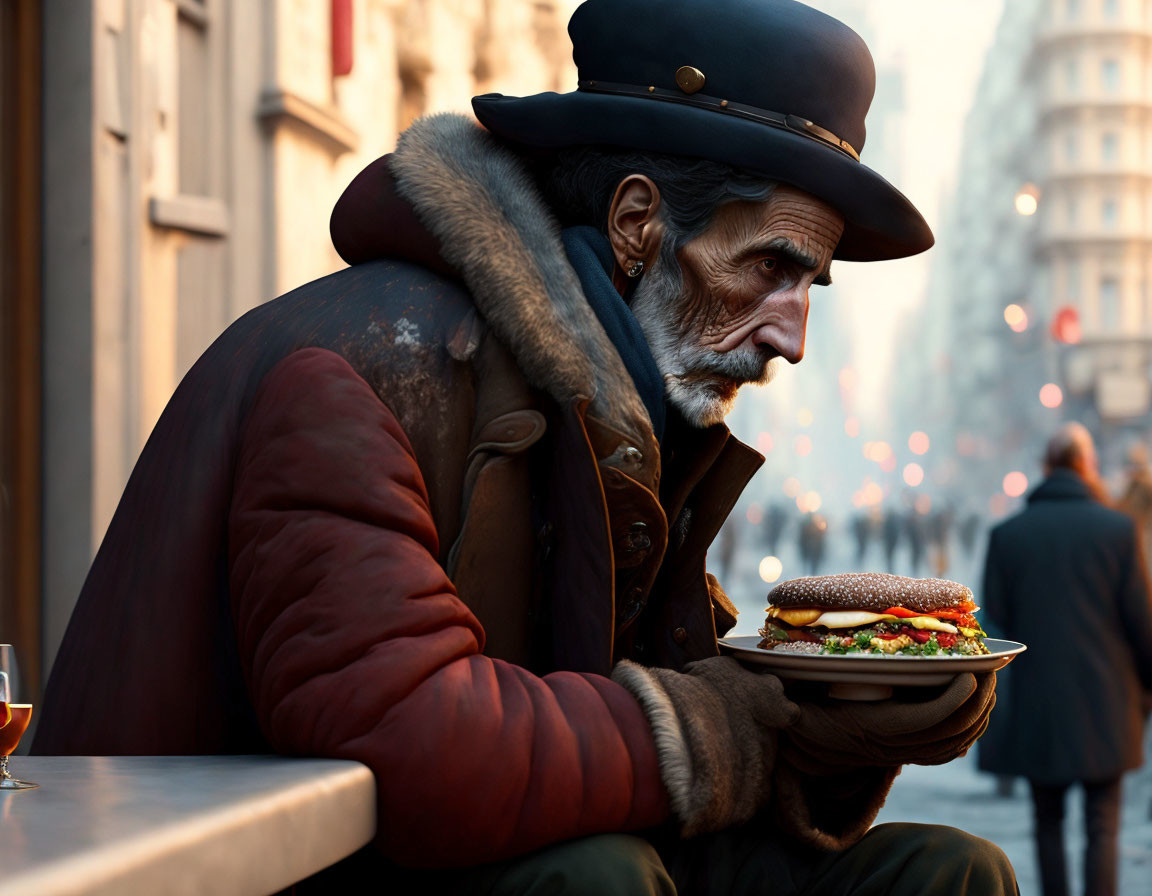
[39,0,582,677]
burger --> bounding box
[759,572,990,656]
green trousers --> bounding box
[303,820,1018,895]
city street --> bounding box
[876,736,1152,896]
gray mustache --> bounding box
[686,348,777,383]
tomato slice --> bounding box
[883,603,977,620]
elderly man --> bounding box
[36,0,1013,892]
[981,423,1152,896]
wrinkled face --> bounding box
[631,185,845,427]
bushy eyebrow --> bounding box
[740,236,833,286]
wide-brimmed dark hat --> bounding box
[472,0,932,261]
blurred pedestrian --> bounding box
[882,509,902,571]
[852,512,873,565]
[798,513,828,575]
[1117,441,1152,564]
[763,501,790,556]
[906,510,928,575]
[979,423,1152,896]
[958,511,982,558]
[930,506,954,578]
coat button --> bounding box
[624,522,651,554]
[672,626,688,645]
[618,586,646,625]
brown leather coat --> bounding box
[35,116,762,864]
[330,115,764,676]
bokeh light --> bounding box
[746,503,763,525]
[794,434,813,457]
[1039,383,1063,408]
[756,431,774,453]
[908,431,930,455]
[903,463,925,487]
[1014,184,1040,216]
[914,494,932,515]
[797,491,822,513]
[863,441,893,463]
[1003,471,1029,498]
[1052,307,1081,344]
[797,408,814,427]
[1004,304,1028,332]
[844,416,860,438]
[759,556,784,584]
[783,477,802,498]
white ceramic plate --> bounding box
[718,636,1027,700]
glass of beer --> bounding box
[0,644,37,790]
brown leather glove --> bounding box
[771,672,996,851]
[613,656,800,837]
[781,671,998,774]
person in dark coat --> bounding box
[980,422,1152,896]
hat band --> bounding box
[577,79,860,162]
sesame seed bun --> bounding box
[767,572,972,614]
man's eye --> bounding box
[761,257,778,272]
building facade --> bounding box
[933,0,1046,513]
[2,0,580,691]
[935,0,1152,517]
[1033,0,1152,424]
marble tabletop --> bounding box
[0,755,376,896]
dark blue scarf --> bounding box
[560,226,666,443]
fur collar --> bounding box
[388,113,657,458]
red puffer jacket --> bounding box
[229,348,668,864]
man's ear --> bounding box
[607,175,666,295]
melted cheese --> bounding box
[766,607,823,626]
[906,615,959,633]
[767,607,961,633]
[808,610,898,629]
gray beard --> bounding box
[630,255,777,427]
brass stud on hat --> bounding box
[675,65,706,95]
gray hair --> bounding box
[541,147,780,428]
[541,146,777,253]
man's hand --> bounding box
[781,671,997,773]
[766,672,996,850]
[613,656,799,837]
